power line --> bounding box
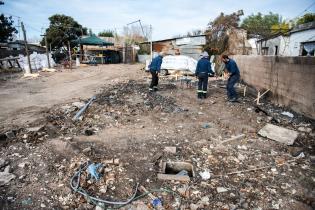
[294,1,315,19]
[24,23,42,33]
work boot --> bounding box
[228,97,238,102]
[149,88,153,92]
[197,93,202,99]
[153,86,158,91]
[203,93,207,99]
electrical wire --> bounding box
[70,161,182,209]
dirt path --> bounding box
[0,64,143,127]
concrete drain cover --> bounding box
[157,161,194,182]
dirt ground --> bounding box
[0,64,314,210]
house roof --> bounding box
[140,34,206,44]
[257,33,285,42]
[256,21,315,42]
[290,21,315,34]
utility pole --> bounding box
[68,41,72,69]
[41,34,51,68]
[21,22,32,74]
[45,35,51,68]
[150,25,153,61]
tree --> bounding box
[98,30,114,37]
[0,1,18,42]
[41,14,87,50]
[297,13,315,25]
[123,24,150,44]
[203,12,241,55]
[241,12,283,38]
[186,29,203,36]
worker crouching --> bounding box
[195,52,213,99]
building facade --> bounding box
[257,21,315,56]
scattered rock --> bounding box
[190,203,199,210]
[164,146,176,154]
[177,186,190,198]
[72,101,85,109]
[0,158,8,169]
[26,126,43,132]
[0,166,16,186]
[18,162,29,169]
[217,187,228,193]
[82,147,92,154]
[298,127,312,133]
[5,131,15,140]
[258,123,299,145]
[198,196,210,206]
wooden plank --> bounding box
[258,123,299,145]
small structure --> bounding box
[257,21,315,56]
[0,40,45,58]
[140,35,206,60]
[74,35,120,64]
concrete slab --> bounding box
[258,123,299,145]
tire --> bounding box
[160,69,168,76]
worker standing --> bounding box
[149,52,164,91]
[195,52,213,99]
[221,54,240,102]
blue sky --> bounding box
[1,0,315,41]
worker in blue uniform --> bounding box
[221,54,240,102]
[195,52,213,99]
[149,52,164,91]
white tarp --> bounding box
[17,52,56,71]
[161,55,197,73]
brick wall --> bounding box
[233,55,315,119]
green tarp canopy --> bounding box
[74,35,114,46]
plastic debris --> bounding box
[281,111,294,118]
[199,170,211,180]
[177,170,189,176]
[87,163,103,180]
[296,152,305,159]
[216,187,228,193]
[152,198,162,207]
[202,123,210,129]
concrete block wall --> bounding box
[233,55,315,119]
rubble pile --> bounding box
[10,80,181,144]
[0,78,314,209]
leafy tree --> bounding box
[0,14,17,42]
[297,13,315,25]
[271,22,290,35]
[0,1,18,42]
[186,29,203,36]
[41,14,87,50]
[98,30,114,37]
[88,28,93,36]
[204,12,241,55]
[241,12,283,38]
